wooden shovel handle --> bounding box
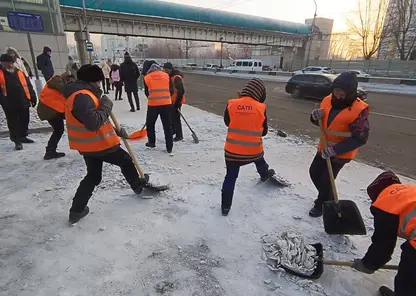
[324,260,399,271]
[110,111,145,178]
[318,119,339,203]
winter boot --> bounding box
[132,180,143,195]
[130,108,135,112]
[260,169,276,182]
[309,203,323,217]
[20,137,34,143]
[44,151,66,160]
[145,142,156,148]
[379,286,394,296]
[221,190,234,216]
[68,206,90,224]
[15,142,23,150]
[173,136,183,142]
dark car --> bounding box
[285,73,367,101]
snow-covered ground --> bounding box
[185,70,416,96]
[0,89,412,296]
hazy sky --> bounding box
[68,0,359,45]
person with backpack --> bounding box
[110,63,123,101]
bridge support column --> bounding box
[75,31,90,65]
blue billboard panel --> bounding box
[7,11,44,32]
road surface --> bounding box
[183,73,416,179]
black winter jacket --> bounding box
[169,69,185,108]
[120,58,140,93]
[63,80,118,156]
[36,47,54,81]
[0,69,37,109]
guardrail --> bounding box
[178,67,416,86]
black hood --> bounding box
[43,46,52,54]
[331,72,358,108]
[142,60,157,75]
[170,69,183,78]
[63,80,102,99]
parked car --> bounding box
[262,65,272,71]
[347,70,371,78]
[184,63,198,69]
[293,66,334,75]
[204,63,219,69]
[285,73,367,101]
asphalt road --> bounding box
[183,73,416,179]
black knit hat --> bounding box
[124,52,130,57]
[163,62,173,70]
[77,64,104,83]
[0,54,14,63]
[367,171,401,202]
[240,78,267,102]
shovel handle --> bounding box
[110,111,145,178]
[318,119,339,203]
[177,109,193,132]
[323,260,399,271]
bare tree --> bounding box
[329,34,362,59]
[348,0,389,59]
[385,0,416,60]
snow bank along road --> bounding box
[1,93,413,296]
[184,73,416,179]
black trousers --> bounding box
[171,104,183,138]
[101,79,107,93]
[127,91,140,110]
[105,78,111,92]
[70,147,141,213]
[115,85,122,100]
[2,106,29,143]
[146,105,173,151]
[46,114,64,152]
[309,153,347,207]
[395,241,416,296]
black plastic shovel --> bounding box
[318,119,366,235]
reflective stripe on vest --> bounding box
[318,95,368,160]
[373,184,416,249]
[65,89,120,152]
[39,75,66,113]
[144,71,172,106]
[171,75,186,104]
[0,69,30,100]
[224,96,266,156]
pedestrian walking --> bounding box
[0,54,37,150]
[120,52,140,111]
[143,60,173,153]
[36,46,54,81]
[63,64,144,224]
[110,63,123,101]
[221,78,275,216]
[308,72,370,217]
[99,59,111,94]
[163,62,185,142]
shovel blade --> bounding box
[192,132,199,143]
[128,129,147,139]
[323,200,367,235]
[280,243,324,279]
[141,174,169,192]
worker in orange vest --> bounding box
[0,54,37,150]
[351,171,416,296]
[221,78,275,216]
[163,62,185,142]
[309,72,370,217]
[38,72,75,160]
[63,65,144,224]
[143,60,174,153]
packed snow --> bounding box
[0,89,412,296]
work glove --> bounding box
[100,95,113,113]
[321,147,336,159]
[30,98,37,108]
[115,126,129,139]
[311,108,324,121]
[351,259,375,274]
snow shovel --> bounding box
[128,123,147,139]
[319,119,366,235]
[110,112,169,192]
[177,109,199,143]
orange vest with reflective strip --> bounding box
[40,75,66,113]
[318,95,369,159]
[0,69,30,100]
[373,184,416,249]
[144,71,172,106]
[171,75,185,104]
[65,89,120,152]
[224,96,266,156]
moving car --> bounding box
[204,63,219,69]
[184,63,198,69]
[293,66,334,75]
[285,73,367,101]
[347,70,371,78]
[228,59,263,71]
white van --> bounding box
[229,59,263,72]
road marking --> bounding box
[371,112,416,121]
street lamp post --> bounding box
[220,37,224,68]
[305,0,317,67]
[82,0,92,64]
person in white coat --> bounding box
[99,59,111,94]
[3,47,29,77]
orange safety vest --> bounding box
[373,184,416,249]
[144,71,172,106]
[40,75,66,113]
[171,75,185,104]
[224,96,266,156]
[318,95,369,159]
[0,69,30,100]
[65,89,120,152]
